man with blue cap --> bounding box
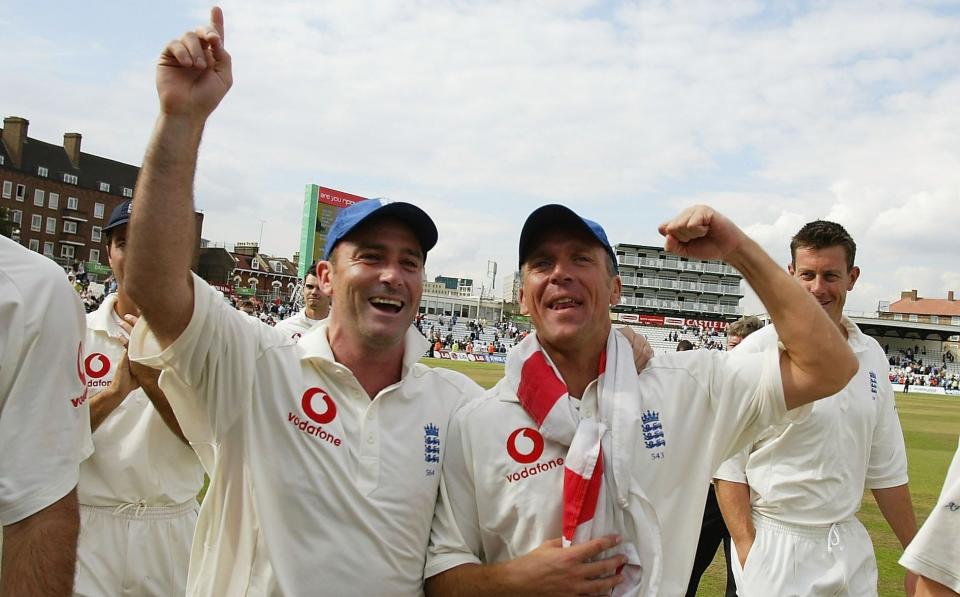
[122,9,489,594]
[425,204,860,596]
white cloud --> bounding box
[4,0,959,310]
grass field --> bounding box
[423,358,960,597]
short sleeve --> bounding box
[714,445,750,483]
[425,404,484,578]
[865,364,908,489]
[0,270,92,525]
[128,274,285,444]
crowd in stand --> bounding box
[418,313,529,356]
[886,345,960,390]
[667,324,729,351]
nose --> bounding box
[809,275,828,297]
[379,260,405,287]
[547,259,573,284]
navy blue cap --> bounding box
[518,204,617,269]
[323,199,438,260]
[102,199,133,233]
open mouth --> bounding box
[370,297,404,314]
[548,297,581,311]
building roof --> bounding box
[889,297,960,316]
[0,124,139,194]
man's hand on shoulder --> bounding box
[617,326,653,374]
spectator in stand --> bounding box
[677,339,694,351]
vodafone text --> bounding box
[505,457,564,484]
[287,412,342,447]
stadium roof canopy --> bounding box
[849,315,960,341]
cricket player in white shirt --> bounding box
[900,437,960,596]
[74,200,204,596]
[274,263,330,342]
[425,204,859,596]
[714,220,917,597]
[0,235,93,595]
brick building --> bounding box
[0,115,203,274]
[880,289,960,327]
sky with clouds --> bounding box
[3,0,958,312]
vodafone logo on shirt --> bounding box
[505,427,563,484]
[287,387,342,447]
[507,427,544,464]
[85,353,111,379]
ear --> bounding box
[317,260,335,296]
[847,265,860,291]
[787,262,796,276]
[518,286,529,316]
[609,275,622,306]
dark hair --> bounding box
[676,339,694,351]
[790,220,856,271]
[304,263,319,282]
[727,315,763,339]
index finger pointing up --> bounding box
[210,5,225,42]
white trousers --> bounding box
[74,500,198,597]
[730,513,878,597]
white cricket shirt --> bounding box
[78,294,204,506]
[715,319,908,525]
[273,309,322,342]
[427,336,801,596]
[0,236,93,525]
[129,275,483,596]
[899,436,960,593]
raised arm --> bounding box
[126,6,233,348]
[659,206,857,409]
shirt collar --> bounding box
[297,318,431,379]
[840,315,871,354]
[87,293,122,338]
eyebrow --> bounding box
[354,241,423,261]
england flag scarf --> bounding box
[506,330,643,595]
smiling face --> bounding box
[519,227,621,356]
[319,217,424,351]
[788,244,859,327]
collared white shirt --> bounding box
[129,275,483,596]
[273,309,322,342]
[78,294,204,506]
[427,337,798,596]
[715,318,908,525]
[0,236,92,525]
[900,436,960,592]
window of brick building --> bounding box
[63,221,78,234]
[37,166,48,177]
[67,196,78,210]
[94,202,104,218]
[61,245,74,259]
[89,248,100,263]
[2,181,11,198]
[48,192,59,209]
[46,217,56,234]
[33,189,45,206]
[31,214,42,232]
[63,173,78,185]
[91,226,102,242]
[16,184,25,201]
[28,239,39,252]
[43,242,54,257]
[99,182,110,192]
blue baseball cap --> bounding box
[323,199,438,260]
[518,204,617,269]
[103,199,133,233]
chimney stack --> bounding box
[949,291,955,302]
[900,290,918,301]
[1,116,29,169]
[63,132,82,169]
